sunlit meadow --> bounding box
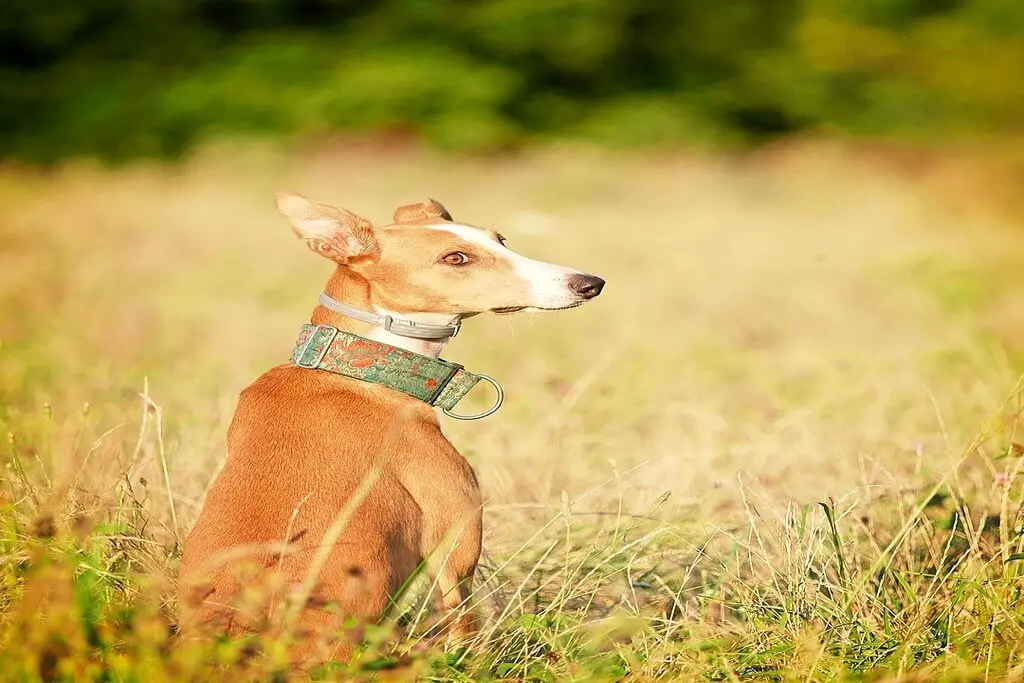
[2,141,1024,681]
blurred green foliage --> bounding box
[1,0,1022,161]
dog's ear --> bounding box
[276,191,379,263]
[393,198,453,224]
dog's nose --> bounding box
[567,274,606,300]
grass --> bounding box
[2,140,1024,681]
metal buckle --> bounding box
[380,314,460,339]
[442,374,504,421]
[295,325,338,368]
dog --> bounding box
[177,192,605,665]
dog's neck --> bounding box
[311,268,459,359]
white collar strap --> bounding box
[317,292,461,341]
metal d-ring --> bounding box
[442,375,504,421]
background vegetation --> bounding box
[3,145,1024,680]
[2,0,1023,161]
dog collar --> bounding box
[290,324,503,420]
[318,292,461,341]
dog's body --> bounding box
[178,195,604,664]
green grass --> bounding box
[2,142,1024,681]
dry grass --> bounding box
[2,140,1024,681]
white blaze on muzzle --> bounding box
[426,223,588,310]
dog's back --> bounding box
[178,364,468,654]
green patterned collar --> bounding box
[290,324,503,420]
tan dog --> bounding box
[177,193,605,665]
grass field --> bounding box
[2,141,1024,681]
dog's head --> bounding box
[276,192,605,317]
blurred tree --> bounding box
[0,0,1020,161]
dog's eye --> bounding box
[496,234,507,246]
[442,252,471,266]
